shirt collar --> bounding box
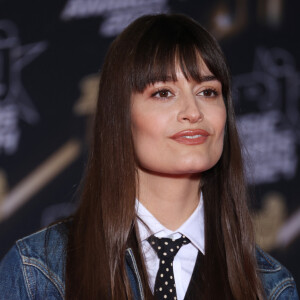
[136,193,205,254]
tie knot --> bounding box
[147,235,190,260]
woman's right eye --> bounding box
[151,89,173,99]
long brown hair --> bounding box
[66,14,264,299]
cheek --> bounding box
[132,111,162,142]
[212,103,226,135]
[217,117,226,157]
[207,105,227,158]
[131,110,167,165]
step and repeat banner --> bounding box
[1,0,300,286]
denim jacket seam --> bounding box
[126,248,144,300]
[14,242,34,300]
[17,240,64,298]
[269,277,295,300]
[257,268,282,273]
[23,264,35,300]
[22,257,65,298]
[256,248,281,272]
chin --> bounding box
[138,156,220,176]
[175,157,217,174]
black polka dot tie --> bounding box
[147,235,190,300]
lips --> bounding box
[170,129,210,145]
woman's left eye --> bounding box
[198,88,218,97]
[151,89,173,99]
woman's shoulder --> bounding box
[16,219,70,260]
[0,220,71,299]
[256,246,299,299]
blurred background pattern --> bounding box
[0,0,299,287]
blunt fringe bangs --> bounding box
[123,14,230,102]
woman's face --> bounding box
[131,61,227,176]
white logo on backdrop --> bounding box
[60,0,169,36]
[0,20,47,155]
[234,47,300,184]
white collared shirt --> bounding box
[136,194,205,300]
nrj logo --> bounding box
[0,20,47,155]
[60,0,169,36]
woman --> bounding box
[0,14,298,300]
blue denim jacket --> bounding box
[0,221,298,299]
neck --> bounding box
[137,168,201,230]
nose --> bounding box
[177,93,203,123]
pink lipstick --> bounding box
[170,129,209,145]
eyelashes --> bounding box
[198,88,219,97]
[150,88,220,100]
[151,89,174,99]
